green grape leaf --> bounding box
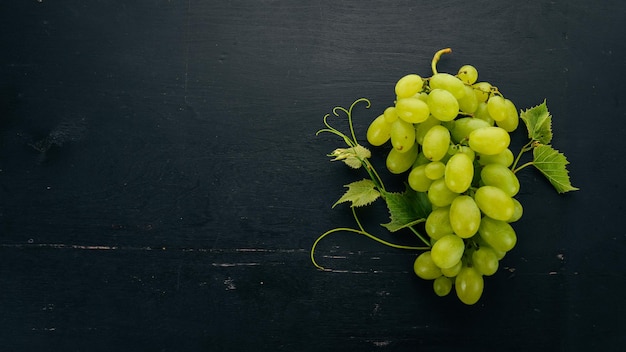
[532,144,579,193]
[381,185,432,232]
[333,179,381,208]
[328,145,371,169]
[520,100,553,144]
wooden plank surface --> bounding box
[0,0,624,351]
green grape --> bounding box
[425,206,453,240]
[416,92,429,102]
[456,145,476,161]
[429,237,438,247]
[474,102,495,125]
[478,216,517,253]
[428,178,459,207]
[413,251,442,280]
[486,95,508,122]
[457,64,478,85]
[395,97,430,123]
[472,82,492,103]
[455,267,484,305]
[495,98,519,132]
[468,126,510,155]
[390,118,416,153]
[438,150,453,165]
[424,161,446,180]
[366,114,392,146]
[474,185,515,221]
[444,152,474,193]
[480,163,520,196]
[442,120,456,133]
[412,151,431,168]
[429,73,466,99]
[395,74,423,99]
[472,247,499,276]
[386,143,418,174]
[494,249,506,260]
[383,106,398,124]
[415,115,441,145]
[422,125,451,161]
[431,234,465,269]
[446,143,457,156]
[477,148,514,167]
[449,195,481,238]
[441,259,462,277]
[475,237,507,260]
[507,198,523,223]
[458,84,478,114]
[433,276,453,297]
[427,89,459,121]
[408,164,433,192]
[450,117,491,143]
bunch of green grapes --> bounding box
[365,60,522,305]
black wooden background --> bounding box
[1,1,624,351]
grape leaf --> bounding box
[520,100,553,144]
[333,179,381,208]
[381,185,432,232]
[532,144,579,193]
[328,145,371,169]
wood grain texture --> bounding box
[0,0,625,351]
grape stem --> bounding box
[431,48,452,75]
[513,161,534,173]
[511,140,536,173]
[361,157,386,193]
[407,224,431,247]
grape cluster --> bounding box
[366,63,522,305]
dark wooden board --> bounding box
[0,0,624,351]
